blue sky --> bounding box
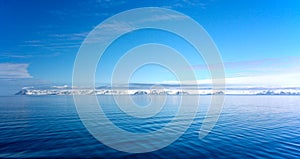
[1,0,300,94]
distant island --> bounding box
[15,84,300,96]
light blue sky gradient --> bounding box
[1,0,300,94]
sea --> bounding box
[0,95,299,158]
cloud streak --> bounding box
[163,0,208,9]
[192,56,300,74]
[0,63,32,79]
[164,56,300,87]
[162,72,300,87]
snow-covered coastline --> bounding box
[15,85,300,96]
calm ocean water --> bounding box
[0,95,299,158]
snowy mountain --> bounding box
[15,84,300,96]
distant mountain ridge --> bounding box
[15,84,300,96]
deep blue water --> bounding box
[0,95,299,158]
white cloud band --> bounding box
[0,63,32,79]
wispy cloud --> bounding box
[95,0,127,8]
[16,32,86,56]
[161,72,300,87]
[224,73,300,87]
[163,0,208,9]
[0,52,33,59]
[82,10,187,44]
[137,13,186,23]
[193,56,300,75]
[83,21,136,44]
[0,50,61,59]
[162,56,300,87]
[10,1,207,57]
[48,32,88,41]
[21,32,87,48]
[0,63,32,79]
